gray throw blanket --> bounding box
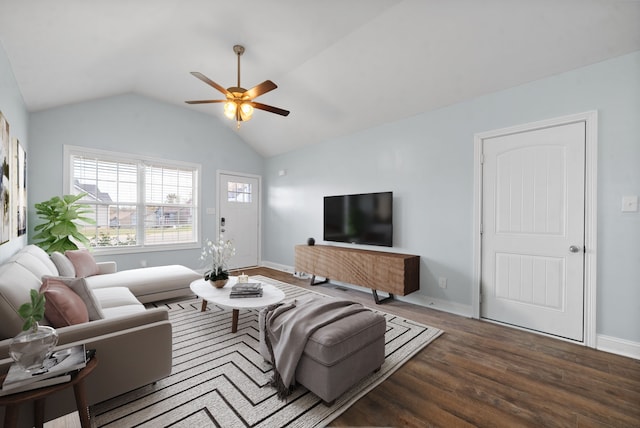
[261,296,368,399]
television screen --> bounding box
[323,191,393,247]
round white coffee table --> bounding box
[190,277,285,333]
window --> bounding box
[64,146,200,252]
[227,181,252,203]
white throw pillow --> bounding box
[50,251,76,277]
[42,275,104,321]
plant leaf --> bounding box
[17,302,32,319]
[76,216,96,224]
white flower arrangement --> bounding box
[200,235,236,281]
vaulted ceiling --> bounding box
[1,0,639,157]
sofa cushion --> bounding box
[303,310,387,366]
[40,277,89,327]
[93,287,144,311]
[100,305,149,319]
[11,251,59,278]
[91,287,145,319]
[0,262,45,339]
[65,249,99,278]
[19,245,60,275]
[43,276,104,321]
[50,252,76,277]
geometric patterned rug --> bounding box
[90,276,443,427]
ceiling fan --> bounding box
[186,45,290,127]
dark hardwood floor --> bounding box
[48,267,640,428]
[245,267,640,428]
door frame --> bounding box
[472,111,598,347]
[216,169,262,268]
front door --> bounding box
[218,172,260,270]
[480,122,586,341]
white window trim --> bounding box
[63,145,202,255]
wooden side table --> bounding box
[0,356,98,428]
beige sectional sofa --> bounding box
[0,244,201,426]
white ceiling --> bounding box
[1,0,639,157]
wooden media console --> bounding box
[294,244,420,304]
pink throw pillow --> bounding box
[40,277,89,327]
[65,249,99,278]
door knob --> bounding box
[569,245,581,253]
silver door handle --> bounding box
[569,245,581,253]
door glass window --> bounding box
[227,182,252,203]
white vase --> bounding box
[9,324,59,371]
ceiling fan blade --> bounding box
[185,99,226,104]
[190,72,231,96]
[244,80,277,100]
[251,102,290,117]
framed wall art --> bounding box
[15,138,26,237]
[0,111,10,245]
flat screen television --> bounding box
[323,191,393,247]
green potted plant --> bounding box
[201,235,236,288]
[32,193,95,254]
[9,290,59,371]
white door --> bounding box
[481,122,586,341]
[218,172,260,270]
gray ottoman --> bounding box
[260,305,386,405]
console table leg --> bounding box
[372,290,394,304]
[309,275,329,286]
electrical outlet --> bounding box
[622,195,638,212]
[438,277,447,289]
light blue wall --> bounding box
[0,41,29,263]
[264,51,640,343]
[28,94,265,270]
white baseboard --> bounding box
[597,334,640,360]
[401,294,473,318]
[259,260,295,274]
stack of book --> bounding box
[230,282,263,298]
[0,344,87,396]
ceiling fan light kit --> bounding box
[224,101,254,122]
[186,44,289,128]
